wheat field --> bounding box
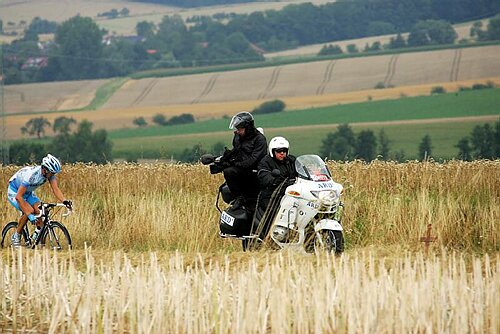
[0,161,498,332]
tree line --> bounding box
[3,1,499,84]
[10,117,112,165]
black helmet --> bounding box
[229,112,254,130]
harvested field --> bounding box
[7,46,498,116]
[5,78,500,140]
[103,46,500,109]
[4,79,109,114]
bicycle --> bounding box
[1,202,73,250]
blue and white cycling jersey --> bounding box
[8,166,55,211]
[8,166,55,194]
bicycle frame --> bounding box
[30,202,72,248]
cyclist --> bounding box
[7,154,72,247]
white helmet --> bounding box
[268,136,289,156]
[41,154,62,174]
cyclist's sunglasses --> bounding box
[274,148,288,154]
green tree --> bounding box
[378,129,390,160]
[408,20,457,46]
[470,124,494,159]
[418,134,432,161]
[318,44,343,56]
[9,141,46,165]
[136,21,156,38]
[152,114,168,126]
[50,120,112,163]
[356,130,377,161]
[53,116,77,134]
[319,124,356,161]
[133,117,148,127]
[486,15,500,41]
[52,16,105,80]
[120,8,130,17]
[388,33,406,49]
[455,137,471,161]
[346,44,358,53]
[21,117,51,139]
[252,100,286,114]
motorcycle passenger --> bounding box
[257,136,297,212]
[220,112,267,209]
[7,154,73,247]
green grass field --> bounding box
[110,88,500,160]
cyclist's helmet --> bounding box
[229,111,254,130]
[268,136,289,156]
[41,154,62,174]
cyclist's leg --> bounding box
[8,187,25,232]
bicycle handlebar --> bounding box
[34,202,73,219]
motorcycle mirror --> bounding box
[271,169,281,177]
[200,154,215,165]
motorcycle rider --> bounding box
[257,136,297,211]
[220,111,267,208]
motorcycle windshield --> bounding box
[295,155,332,182]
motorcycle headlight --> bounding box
[311,190,338,206]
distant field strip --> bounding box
[316,60,336,95]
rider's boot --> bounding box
[231,196,246,209]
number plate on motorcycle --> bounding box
[221,211,235,226]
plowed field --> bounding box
[102,45,500,109]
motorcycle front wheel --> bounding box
[314,230,344,254]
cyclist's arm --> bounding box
[15,185,34,216]
[48,177,65,202]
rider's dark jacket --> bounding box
[225,128,267,170]
[257,154,297,200]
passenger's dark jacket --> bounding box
[258,154,297,199]
[224,128,267,170]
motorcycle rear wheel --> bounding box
[314,230,344,254]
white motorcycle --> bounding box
[202,154,345,254]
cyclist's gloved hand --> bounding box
[27,213,37,224]
[63,200,73,210]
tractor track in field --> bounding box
[383,54,399,88]
[191,74,219,104]
[132,78,159,106]
[450,49,462,82]
[258,66,282,99]
[316,60,336,95]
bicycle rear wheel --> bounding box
[41,221,72,250]
[1,222,30,248]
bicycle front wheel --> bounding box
[41,221,72,250]
[1,222,29,248]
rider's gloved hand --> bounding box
[219,161,232,169]
[63,200,73,210]
[272,175,285,186]
[27,213,37,224]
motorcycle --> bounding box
[201,154,345,254]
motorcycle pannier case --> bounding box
[219,206,252,236]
